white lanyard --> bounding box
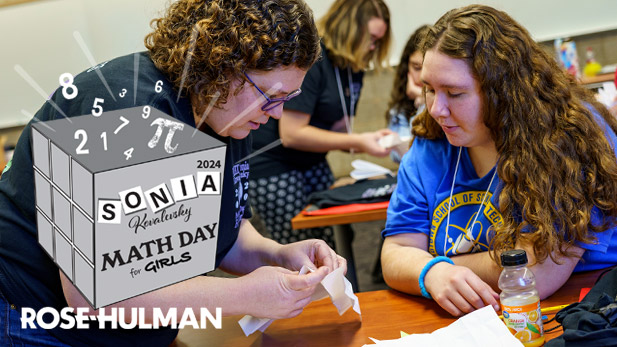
[444,146,498,255]
[334,67,356,134]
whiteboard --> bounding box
[2,0,617,129]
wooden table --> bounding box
[291,206,388,292]
[173,269,604,346]
[291,206,388,230]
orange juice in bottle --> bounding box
[499,250,544,346]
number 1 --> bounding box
[100,132,108,151]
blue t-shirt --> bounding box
[383,115,617,272]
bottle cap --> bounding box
[501,249,528,266]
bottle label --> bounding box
[502,301,544,344]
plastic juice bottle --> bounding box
[499,249,544,346]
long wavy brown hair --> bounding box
[385,25,430,123]
[413,4,617,265]
[318,0,391,71]
[144,0,320,111]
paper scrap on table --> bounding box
[350,159,393,180]
[363,305,524,347]
[238,265,361,336]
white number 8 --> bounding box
[59,73,78,100]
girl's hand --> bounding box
[424,262,500,316]
[357,129,394,157]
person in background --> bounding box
[381,4,617,317]
[249,0,392,249]
[0,1,346,346]
[385,25,431,163]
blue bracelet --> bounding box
[419,256,454,299]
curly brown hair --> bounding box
[413,4,617,265]
[385,25,430,123]
[144,0,320,111]
[318,0,391,71]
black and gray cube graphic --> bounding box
[32,106,225,308]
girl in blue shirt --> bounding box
[382,4,617,317]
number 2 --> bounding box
[75,129,89,154]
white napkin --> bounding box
[596,82,617,109]
[238,265,361,336]
[363,305,524,347]
[350,159,393,180]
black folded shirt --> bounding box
[307,176,397,208]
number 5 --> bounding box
[92,98,104,117]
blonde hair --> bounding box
[318,0,391,71]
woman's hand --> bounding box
[424,262,500,316]
[357,129,393,157]
[275,239,347,274]
[239,266,329,319]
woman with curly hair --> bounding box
[0,1,345,345]
[249,0,392,250]
[385,24,431,162]
[381,4,617,317]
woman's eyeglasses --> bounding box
[244,72,302,111]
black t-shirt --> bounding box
[0,52,251,346]
[250,43,364,178]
